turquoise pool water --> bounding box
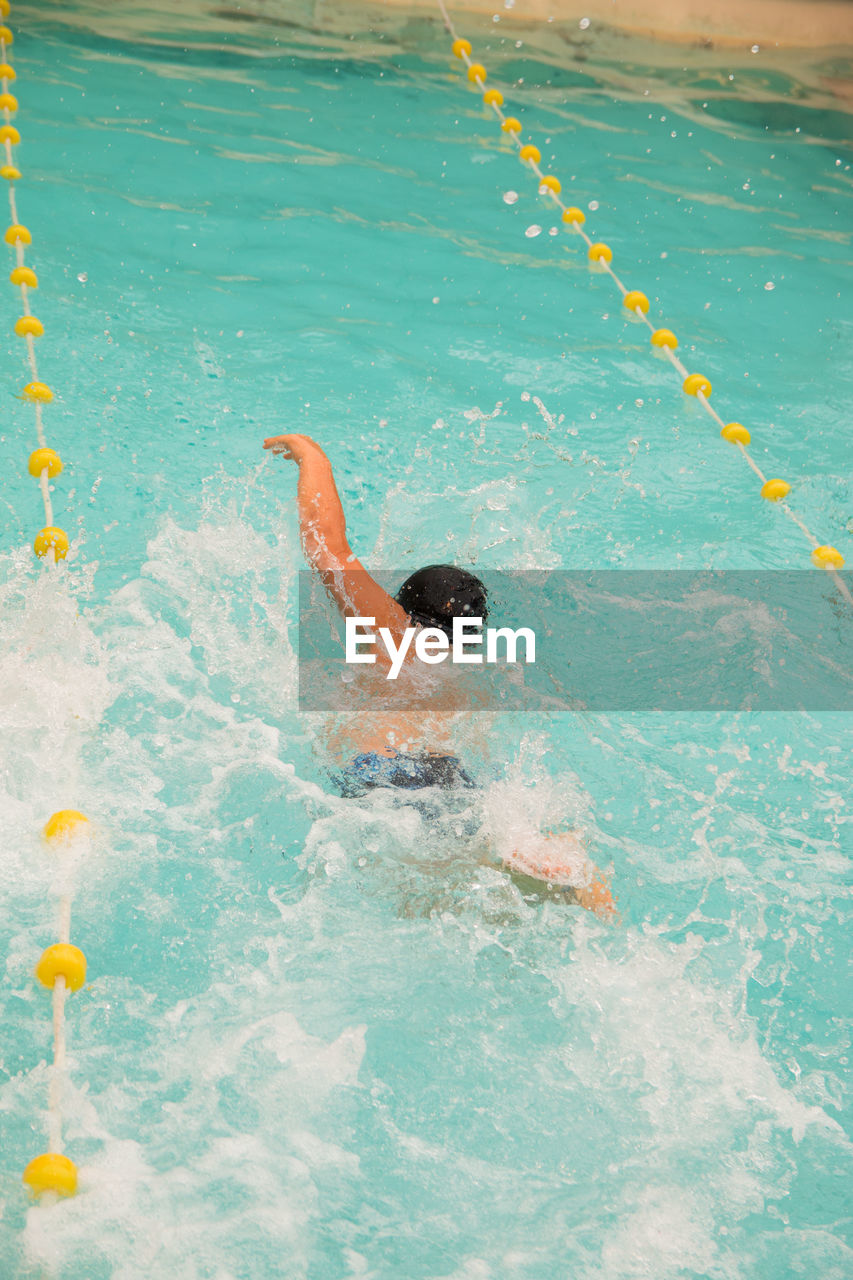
[1,7,851,1278]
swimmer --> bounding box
[263,431,616,921]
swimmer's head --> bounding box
[395,565,488,639]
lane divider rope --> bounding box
[436,0,850,604]
[0,4,90,1202]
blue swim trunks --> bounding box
[335,751,477,798]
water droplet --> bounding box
[503,190,519,204]
[579,16,590,29]
[588,199,599,210]
[751,43,760,53]
[77,272,88,283]
[525,224,542,238]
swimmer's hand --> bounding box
[263,432,328,464]
[505,832,618,923]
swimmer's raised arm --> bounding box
[263,432,410,642]
[263,434,349,567]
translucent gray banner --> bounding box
[297,570,853,712]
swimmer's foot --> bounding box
[504,832,618,923]
[571,871,618,923]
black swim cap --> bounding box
[395,565,488,639]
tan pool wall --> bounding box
[377,0,853,49]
